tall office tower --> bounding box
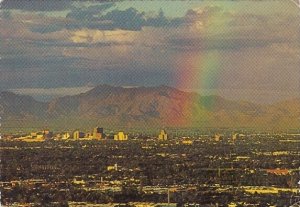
[93,127,103,140]
[73,131,85,140]
[158,130,168,141]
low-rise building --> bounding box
[114,132,128,141]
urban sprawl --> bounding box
[1,127,300,207]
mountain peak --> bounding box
[2,85,300,130]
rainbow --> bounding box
[167,0,300,127]
[168,5,234,127]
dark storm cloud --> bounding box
[1,0,73,11]
[64,6,184,31]
[98,8,183,30]
[66,3,115,20]
[29,5,184,33]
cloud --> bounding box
[66,3,115,20]
[1,2,299,104]
[0,14,73,43]
[1,0,73,11]
[27,6,184,32]
[30,23,66,34]
[69,29,138,44]
[162,5,299,52]
[99,8,183,30]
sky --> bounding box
[0,0,299,104]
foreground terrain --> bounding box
[1,132,300,206]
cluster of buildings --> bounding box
[213,133,245,142]
[8,127,170,142]
[72,127,130,141]
[72,127,104,140]
[5,128,247,144]
[12,130,53,142]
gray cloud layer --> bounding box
[27,4,185,33]
[1,2,299,103]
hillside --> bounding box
[1,85,300,130]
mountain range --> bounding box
[1,85,300,131]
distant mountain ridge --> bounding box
[1,85,300,130]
